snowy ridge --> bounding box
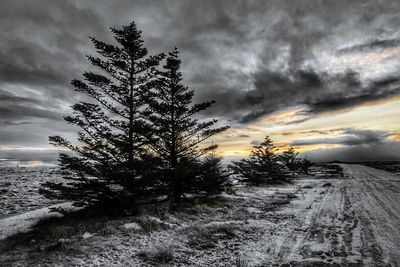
[0,202,77,240]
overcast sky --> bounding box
[1,0,400,164]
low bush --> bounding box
[235,256,250,267]
[136,216,169,233]
[229,136,286,185]
[187,223,238,249]
[138,243,175,264]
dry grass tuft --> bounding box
[138,242,175,264]
[187,222,238,249]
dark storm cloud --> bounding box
[0,0,104,91]
[0,0,107,149]
[169,0,400,123]
[0,105,61,121]
[298,128,400,162]
[302,141,400,162]
[2,0,400,161]
[0,85,64,121]
[292,129,389,146]
[234,70,400,123]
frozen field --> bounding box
[0,164,400,266]
[0,167,62,218]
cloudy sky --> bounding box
[1,0,400,164]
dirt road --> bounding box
[339,164,400,266]
[245,164,400,266]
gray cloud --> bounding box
[0,1,104,91]
[302,141,400,162]
[1,0,400,161]
[250,140,260,146]
[337,38,400,54]
[0,149,62,164]
[298,128,400,162]
[226,70,400,123]
[0,121,33,126]
[0,85,66,124]
[293,129,389,146]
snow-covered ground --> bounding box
[0,164,399,266]
[238,164,400,266]
[0,167,62,218]
[0,202,77,240]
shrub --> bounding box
[138,243,175,264]
[280,146,299,176]
[235,256,250,267]
[196,154,231,196]
[136,216,169,233]
[230,136,284,185]
[187,223,238,249]
[298,158,313,174]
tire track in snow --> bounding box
[250,164,400,266]
[340,164,400,266]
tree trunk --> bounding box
[128,57,134,164]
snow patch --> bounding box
[82,232,95,239]
[0,202,79,240]
[123,222,142,231]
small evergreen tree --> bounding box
[298,157,312,174]
[144,48,229,201]
[281,147,313,175]
[281,146,299,176]
[197,153,231,196]
[229,136,283,185]
[40,22,164,208]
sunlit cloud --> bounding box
[215,96,400,158]
[318,45,400,80]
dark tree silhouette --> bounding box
[281,146,314,175]
[229,136,283,185]
[281,146,299,176]
[298,157,313,174]
[143,48,229,201]
[197,153,231,196]
[40,22,164,208]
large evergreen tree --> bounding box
[40,22,164,208]
[229,136,283,185]
[144,48,229,201]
